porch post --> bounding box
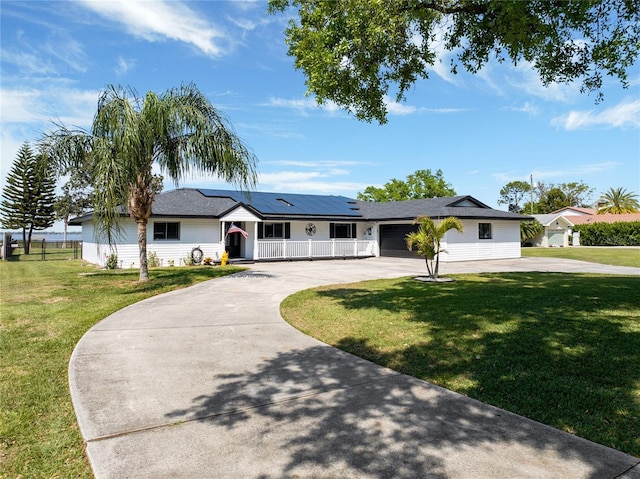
[253,222,259,260]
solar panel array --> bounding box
[198,189,362,217]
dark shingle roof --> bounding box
[356,196,528,221]
[152,189,237,217]
[69,189,531,224]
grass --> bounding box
[522,246,640,267]
[281,272,640,457]
[0,252,245,478]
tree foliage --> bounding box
[406,215,463,279]
[357,169,455,202]
[0,142,56,254]
[41,83,257,281]
[597,187,640,214]
[522,180,594,214]
[269,0,640,123]
[497,180,531,213]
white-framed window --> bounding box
[478,223,492,240]
[330,223,357,239]
[257,222,290,239]
[153,222,180,240]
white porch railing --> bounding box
[257,239,376,260]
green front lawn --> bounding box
[0,254,245,478]
[281,273,640,457]
[522,246,640,267]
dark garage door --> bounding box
[380,224,418,258]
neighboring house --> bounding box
[70,188,530,267]
[551,206,597,217]
[530,214,575,247]
[532,207,640,247]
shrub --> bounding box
[106,253,118,269]
[203,257,214,266]
[573,221,640,246]
[147,251,161,267]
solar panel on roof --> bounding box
[197,189,362,216]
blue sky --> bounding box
[1,0,639,231]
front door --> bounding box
[225,222,244,258]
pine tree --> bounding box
[1,142,56,254]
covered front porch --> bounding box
[219,213,378,261]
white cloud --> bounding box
[270,160,371,168]
[75,0,228,57]
[115,56,136,76]
[504,102,538,115]
[263,96,342,115]
[257,173,368,195]
[550,99,640,130]
[0,87,98,127]
[492,162,621,183]
[384,96,416,116]
[505,61,577,103]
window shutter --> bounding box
[285,222,291,239]
[351,223,357,238]
[329,223,335,238]
[257,223,264,239]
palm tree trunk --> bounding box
[137,220,149,282]
[434,252,440,279]
[425,257,434,279]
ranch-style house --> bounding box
[70,188,531,267]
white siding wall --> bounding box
[80,218,223,268]
[440,220,521,262]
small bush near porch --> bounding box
[281,273,640,457]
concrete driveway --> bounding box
[69,257,640,478]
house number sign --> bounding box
[305,223,316,236]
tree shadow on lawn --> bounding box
[311,273,640,457]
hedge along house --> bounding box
[70,188,530,268]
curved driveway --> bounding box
[69,257,640,478]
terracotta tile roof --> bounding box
[570,214,640,225]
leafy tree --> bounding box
[357,169,455,202]
[597,187,640,214]
[406,216,463,279]
[498,181,531,213]
[560,181,595,208]
[269,0,640,123]
[537,187,568,214]
[42,83,257,281]
[1,142,56,254]
[524,181,594,213]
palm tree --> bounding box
[597,187,640,214]
[520,220,544,245]
[406,216,463,280]
[42,84,257,281]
